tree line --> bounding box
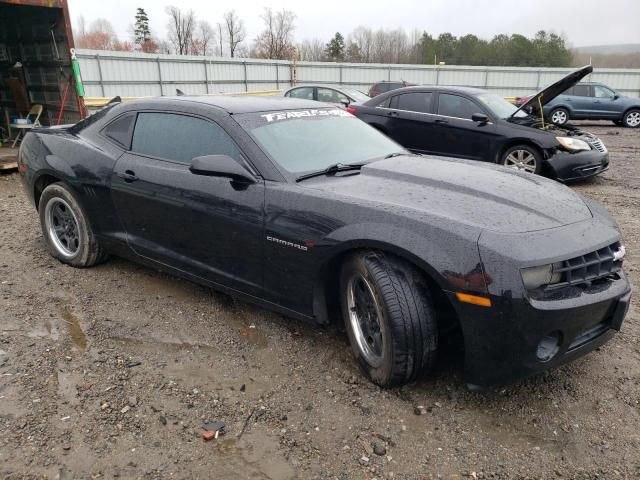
[75,7,577,67]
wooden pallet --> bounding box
[0,160,18,173]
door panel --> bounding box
[591,85,622,118]
[111,153,265,295]
[385,92,437,153]
[431,93,498,161]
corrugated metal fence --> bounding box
[76,49,640,99]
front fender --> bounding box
[322,221,487,295]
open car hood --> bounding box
[510,65,593,118]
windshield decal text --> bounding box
[261,109,352,123]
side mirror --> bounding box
[189,155,255,183]
[340,98,351,108]
[613,94,620,100]
[472,113,489,124]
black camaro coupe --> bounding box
[349,66,610,182]
[19,95,631,389]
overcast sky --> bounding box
[67,0,640,48]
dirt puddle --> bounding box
[61,306,87,350]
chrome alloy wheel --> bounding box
[551,110,568,125]
[625,111,640,127]
[504,149,537,173]
[347,273,384,367]
[44,198,80,258]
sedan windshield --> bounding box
[236,109,404,175]
[477,93,528,119]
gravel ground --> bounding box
[0,121,638,480]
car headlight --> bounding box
[556,136,591,152]
[521,263,563,290]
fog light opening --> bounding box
[536,331,562,362]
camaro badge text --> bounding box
[267,236,308,251]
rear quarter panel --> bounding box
[19,127,124,243]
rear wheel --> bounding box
[622,109,640,128]
[549,107,569,126]
[340,251,438,387]
[501,144,542,175]
[39,182,106,267]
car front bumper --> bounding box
[545,149,609,182]
[450,273,631,389]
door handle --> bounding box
[435,118,449,124]
[118,170,138,182]
[388,110,399,117]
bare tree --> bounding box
[223,10,246,58]
[349,26,374,63]
[297,38,325,61]
[191,21,215,56]
[165,6,196,55]
[253,8,296,60]
[76,15,87,37]
[216,23,224,56]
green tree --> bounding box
[326,32,345,61]
[435,33,457,64]
[134,8,151,45]
[417,32,437,64]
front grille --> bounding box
[588,138,607,153]
[546,242,623,290]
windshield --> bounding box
[236,109,404,175]
[477,93,528,119]
[343,89,370,102]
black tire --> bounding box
[622,109,640,128]
[500,144,542,175]
[549,107,569,126]
[38,182,106,267]
[339,251,438,387]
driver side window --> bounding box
[437,94,482,120]
[594,86,615,99]
[131,113,242,164]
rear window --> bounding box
[391,92,433,113]
[569,85,591,97]
[235,108,403,175]
[102,113,135,148]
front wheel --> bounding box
[340,251,438,387]
[549,108,569,126]
[501,145,542,175]
[39,182,106,267]
[622,109,640,128]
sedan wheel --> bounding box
[502,146,541,174]
[550,108,568,125]
[623,110,640,128]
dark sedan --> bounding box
[349,66,610,182]
[19,95,630,389]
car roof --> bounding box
[370,85,488,98]
[123,95,330,114]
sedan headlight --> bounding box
[556,136,591,152]
[521,263,563,290]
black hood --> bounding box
[306,155,592,234]
[511,65,593,118]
